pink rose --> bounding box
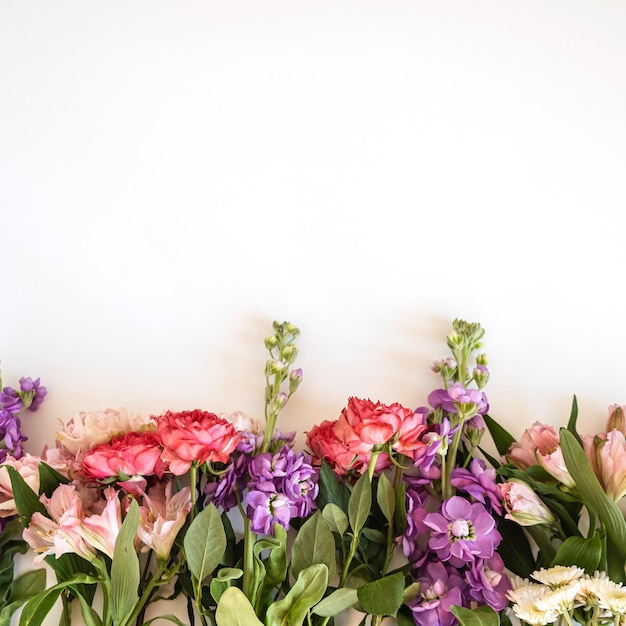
[157,410,241,475]
[333,398,405,452]
[56,408,155,455]
[392,407,430,460]
[81,432,165,481]
[0,453,41,518]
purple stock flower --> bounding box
[427,390,458,414]
[408,560,467,626]
[0,414,26,463]
[19,377,47,411]
[451,459,504,515]
[245,482,292,534]
[447,383,489,415]
[425,496,500,567]
[403,477,438,565]
[465,554,511,611]
[204,453,250,511]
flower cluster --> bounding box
[508,566,626,626]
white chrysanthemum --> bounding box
[532,566,586,588]
[535,581,581,614]
[508,582,548,605]
[577,574,623,609]
[512,601,559,626]
[599,586,626,615]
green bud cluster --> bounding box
[260,321,303,453]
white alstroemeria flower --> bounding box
[532,565,586,588]
[535,581,581,615]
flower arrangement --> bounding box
[3,319,626,626]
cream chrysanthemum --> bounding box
[599,586,626,615]
[531,566,586,588]
[577,573,622,610]
[535,581,580,615]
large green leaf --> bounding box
[451,605,500,626]
[110,499,140,626]
[566,396,582,445]
[495,519,536,578]
[318,462,350,512]
[376,473,395,524]
[0,569,47,626]
[291,511,336,583]
[321,503,349,536]
[266,564,328,626]
[257,524,288,607]
[356,572,404,618]
[215,587,264,626]
[560,429,626,566]
[37,462,70,497]
[551,533,602,573]
[5,467,47,526]
[210,568,243,604]
[312,588,358,617]
[184,503,227,583]
[483,414,515,457]
[348,474,372,537]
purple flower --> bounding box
[245,482,292,535]
[281,452,319,518]
[465,555,511,611]
[408,560,467,626]
[424,496,500,567]
[19,377,47,411]
[0,413,26,463]
[403,478,438,565]
[451,459,503,515]
[427,390,458,414]
[204,454,250,511]
[447,383,489,415]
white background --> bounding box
[2,2,626,623]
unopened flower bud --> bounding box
[607,405,626,436]
[289,368,303,393]
[265,359,286,377]
[270,392,288,413]
[501,479,555,526]
[264,335,278,350]
[472,365,489,389]
[446,332,463,350]
[281,345,298,363]
[476,353,488,366]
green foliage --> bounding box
[356,572,405,618]
[184,504,227,583]
[291,511,336,583]
[451,605,500,626]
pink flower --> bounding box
[137,481,192,560]
[0,453,40,519]
[55,408,155,455]
[507,422,575,488]
[392,407,430,460]
[583,429,626,502]
[81,431,166,491]
[501,479,555,526]
[23,484,96,564]
[157,410,241,475]
[333,398,406,451]
[306,419,361,475]
[81,487,123,559]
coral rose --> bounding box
[157,409,241,475]
[81,431,166,485]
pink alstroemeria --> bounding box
[137,481,192,561]
[23,484,96,564]
[81,487,123,559]
[583,429,626,502]
[507,422,575,488]
[501,479,555,526]
[0,453,40,519]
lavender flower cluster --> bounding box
[204,427,319,535]
[0,376,46,464]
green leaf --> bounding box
[291,511,336,583]
[8,569,46,603]
[322,503,349,536]
[348,474,372,536]
[110,499,140,626]
[560,429,626,564]
[0,518,24,548]
[142,615,189,626]
[258,524,287,599]
[37,462,70,497]
[483,414,515,457]
[403,582,420,603]
[266,564,328,626]
[450,605,500,626]
[376,473,395,524]
[215,587,264,626]
[318,461,350,512]
[312,588,358,617]
[184,504,227,583]
[5,466,48,526]
[210,568,243,604]
[495,519,536,578]
[551,533,602,573]
[356,572,404,617]
[566,395,582,445]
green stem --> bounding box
[442,424,464,500]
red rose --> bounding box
[157,410,241,475]
[81,431,165,482]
